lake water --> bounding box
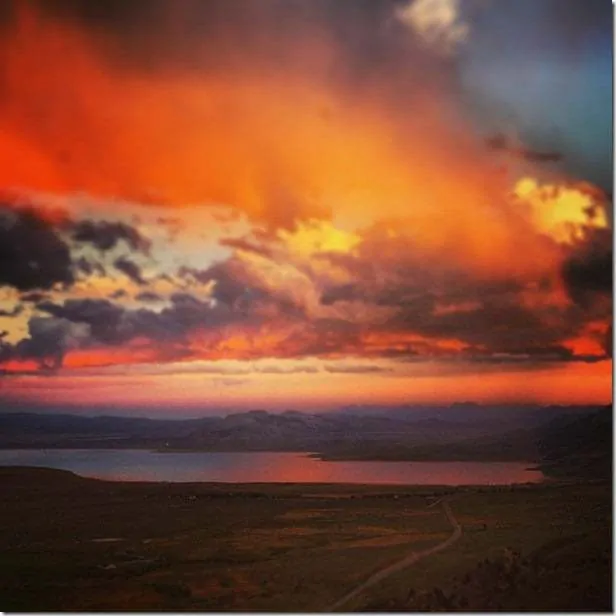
[0,449,544,485]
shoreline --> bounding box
[0,464,564,488]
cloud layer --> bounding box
[0,0,611,407]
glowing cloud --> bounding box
[396,0,470,56]
[0,1,610,408]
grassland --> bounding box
[0,467,610,612]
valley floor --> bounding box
[0,467,611,612]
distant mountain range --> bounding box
[0,405,610,477]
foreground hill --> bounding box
[0,467,610,611]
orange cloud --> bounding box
[1,358,610,409]
[0,4,610,407]
[513,177,609,244]
[0,4,555,275]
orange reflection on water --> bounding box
[0,450,545,486]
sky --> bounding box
[0,0,612,414]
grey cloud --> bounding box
[114,257,146,286]
[136,291,162,303]
[38,299,126,345]
[324,364,390,374]
[561,228,612,308]
[75,256,106,277]
[5,316,89,370]
[20,292,49,303]
[69,219,151,254]
[0,203,74,291]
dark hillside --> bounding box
[537,406,612,479]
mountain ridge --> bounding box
[0,406,609,467]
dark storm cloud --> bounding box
[0,201,154,293]
[0,204,74,291]
[34,293,231,353]
[38,299,125,345]
[113,257,146,286]
[392,298,555,349]
[561,228,612,308]
[0,291,222,369]
[69,219,151,253]
[5,259,351,368]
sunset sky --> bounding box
[0,0,612,413]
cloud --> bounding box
[0,198,156,296]
[135,291,162,303]
[396,0,469,56]
[180,255,308,319]
[34,196,607,366]
[2,316,90,370]
[0,202,74,291]
[0,2,610,390]
[114,257,146,286]
[561,227,612,308]
[69,219,151,253]
[19,292,48,303]
[324,364,390,374]
[485,133,563,163]
[212,377,250,388]
[255,364,319,375]
[109,289,127,300]
[74,256,106,277]
[604,323,613,358]
[312,218,610,364]
[0,188,611,377]
[23,293,240,369]
[0,304,23,317]
[0,247,609,374]
[37,299,126,345]
[0,0,515,234]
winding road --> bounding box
[326,499,462,612]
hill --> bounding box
[537,405,612,479]
[0,405,610,477]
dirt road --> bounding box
[327,500,462,612]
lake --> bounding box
[0,449,544,485]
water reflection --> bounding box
[0,449,544,485]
